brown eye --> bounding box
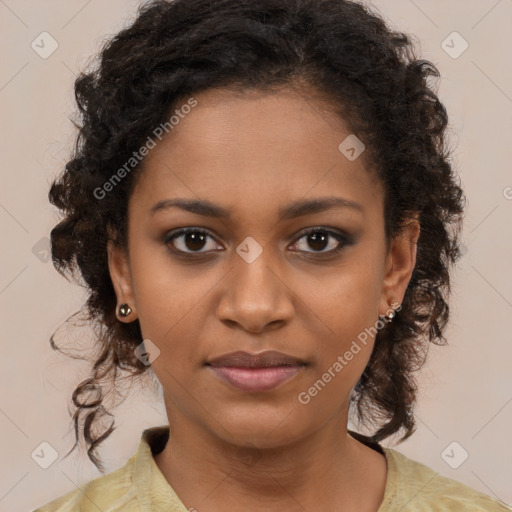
[290,228,351,254]
[165,228,222,254]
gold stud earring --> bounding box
[118,303,132,317]
[380,302,400,323]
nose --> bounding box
[216,251,294,333]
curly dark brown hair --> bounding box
[49,0,465,472]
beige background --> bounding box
[1,1,511,510]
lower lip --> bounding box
[208,365,303,392]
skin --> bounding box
[108,86,420,512]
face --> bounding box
[109,87,419,449]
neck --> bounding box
[153,411,387,512]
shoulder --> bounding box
[381,447,511,511]
[33,425,176,512]
[33,456,138,511]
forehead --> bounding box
[131,87,384,221]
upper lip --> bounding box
[206,350,306,368]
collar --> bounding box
[131,425,396,511]
[132,425,187,512]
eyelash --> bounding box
[163,227,353,257]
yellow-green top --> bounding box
[35,426,511,512]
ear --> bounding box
[378,213,420,317]
[107,240,137,322]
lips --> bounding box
[206,350,306,392]
[207,350,306,368]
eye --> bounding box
[164,228,222,254]
[289,228,351,254]
[164,226,353,257]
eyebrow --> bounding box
[149,196,364,219]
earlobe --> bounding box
[107,241,137,321]
[378,214,420,317]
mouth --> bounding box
[206,350,307,392]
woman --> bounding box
[35,0,510,510]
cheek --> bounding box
[128,249,216,366]
[129,244,189,325]
[296,258,383,334]
[294,259,382,389]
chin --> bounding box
[208,407,313,449]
